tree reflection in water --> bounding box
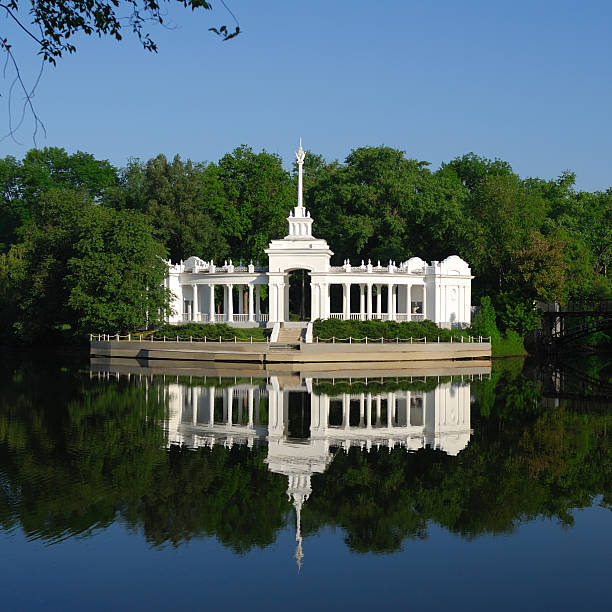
[0,355,609,561]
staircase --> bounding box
[270,324,305,350]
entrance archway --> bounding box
[287,269,312,321]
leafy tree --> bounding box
[307,146,466,264]
[0,148,117,252]
[471,296,501,341]
[66,206,170,333]
[216,145,295,261]
[115,154,229,263]
[439,152,514,192]
[3,187,169,339]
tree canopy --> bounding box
[0,144,610,341]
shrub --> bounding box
[311,319,469,342]
[471,296,501,342]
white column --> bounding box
[208,284,215,322]
[343,283,350,320]
[366,394,372,429]
[366,284,373,320]
[321,283,331,319]
[387,392,394,428]
[359,284,365,320]
[192,284,198,322]
[238,286,244,315]
[248,284,254,322]
[359,393,365,427]
[391,285,399,321]
[283,282,289,322]
[311,283,320,321]
[226,387,233,425]
[270,284,278,322]
[192,387,197,425]
[408,284,412,319]
[376,284,382,319]
[209,387,215,425]
[321,283,329,320]
[255,285,261,316]
[247,388,254,427]
[387,284,393,320]
[422,284,427,321]
[342,394,350,430]
[227,284,234,322]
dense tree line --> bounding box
[0,145,610,341]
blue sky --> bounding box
[1,0,611,191]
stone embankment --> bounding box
[90,336,491,364]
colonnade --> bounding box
[182,283,268,323]
[166,380,472,456]
[333,282,425,321]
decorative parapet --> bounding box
[173,257,269,274]
[327,255,468,276]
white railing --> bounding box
[90,333,272,343]
[175,312,268,324]
[90,333,492,345]
[327,313,425,321]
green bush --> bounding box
[311,319,469,342]
[491,329,527,357]
[471,296,501,342]
[153,323,268,341]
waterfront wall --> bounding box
[90,339,491,364]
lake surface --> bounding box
[0,353,610,610]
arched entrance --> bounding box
[287,269,312,321]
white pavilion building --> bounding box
[165,142,473,328]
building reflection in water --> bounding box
[149,366,487,569]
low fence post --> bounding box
[365,336,368,344]
[190,336,193,343]
[219,336,222,343]
[116,333,119,342]
[349,336,352,344]
[332,336,335,344]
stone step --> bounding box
[269,343,299,351]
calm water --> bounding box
[0,353,610,610]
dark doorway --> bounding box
[288,270,311,321]
[287,392,311,439]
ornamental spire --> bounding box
[296,137,305,213]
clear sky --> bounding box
[1,0,611,191]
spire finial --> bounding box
[296,138,305,211]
